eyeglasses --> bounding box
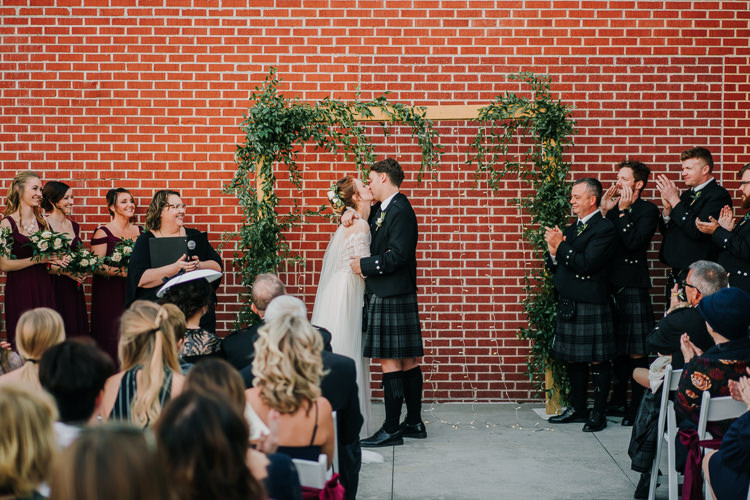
[681,280,702,295]
[740,181,750,186]
[165,204,187,210]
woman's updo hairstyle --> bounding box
[41,181,70,212]
[106,188,134,217]
[328,176,358,216]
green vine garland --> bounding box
[225,67,442,325]
[467,72,578,402]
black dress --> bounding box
[126,228,222,331]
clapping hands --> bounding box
[696,205,734,235]
[544,226,564,256]
[729,367,750,411]
[680,333,703,364]
[655,174,681,216]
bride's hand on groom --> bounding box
[350,257,365,278]
[341,209,360,227]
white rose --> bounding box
[123,246,132,255]
[30,235,39,243]
[111,252,122,263]
[81,259,89,267]
[38,240,48,251]
[41,231,52,239]
[53,238,62,249]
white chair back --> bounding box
[332,410,340,474]
[292,453,328,489]
[648,365,683,500]
[697,391,747,500]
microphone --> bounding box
[186,239,196,257]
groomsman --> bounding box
[545,177,616,432]
[696,162,750,294]
[656,147,731,296]
[600,160,659,426]
[350,158,425,447]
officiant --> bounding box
[126,190,222,332]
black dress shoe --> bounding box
[360,427,404,447]
[621,415,635,427]
[399,421,427,439]
[582,410,607,432]
[548,407,589,424]
[633,472,650,499]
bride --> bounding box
[311,175,374,439]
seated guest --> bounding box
[223,273,286,371]
[0,383,58,500]
[158,270,223,364]
[673,287,750,482]
[703,370,750,500]
[263,295,364,500]
[245,309,336,467]
[48,425,170,500]
[629,261,728,498]
[154,390,266,500]
[184,358,300,500]
[39,339,115,446]
[98,301,185,427]
[0,307,65,390]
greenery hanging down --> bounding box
[225,67,442,325]
[467,72,577,402]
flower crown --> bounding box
[327,184,345,210]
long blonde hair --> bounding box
[0,383,58,498]
[118,301,182,428]
[252,314,325,414]
[3,170,47,230]
[14,308,66,388]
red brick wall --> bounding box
[1,1,749,402]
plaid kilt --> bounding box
[612,287,654,356]
[551,300,615,363]
[364,293,423,359]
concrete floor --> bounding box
[356,403,672,500]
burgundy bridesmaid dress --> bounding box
[3,216,56,347]
[50,220,89,337]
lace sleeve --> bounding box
[342,219,370,261]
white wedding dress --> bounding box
[311,215,374,440]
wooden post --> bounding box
[546,368,562,415]
[256,157,265,204]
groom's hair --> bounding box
[371,158,404,187]
[251,274,286,313]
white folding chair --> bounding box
[648,365,683,500]
[697,391,747,499]
[332,410,339,474]
[292,454,329,489]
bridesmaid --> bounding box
[43,181,89,337]
[90,188,141,365]
[0,171,64,347]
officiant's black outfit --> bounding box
[547,210,616,431]
[359,191,424,445]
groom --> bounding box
[350,158,425,447]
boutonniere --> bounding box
[576,223,588,236]
[375,211,386,231]
[689,189,702,206]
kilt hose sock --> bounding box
[591,362,611,414]
[567,362,589,413]
[382,371,404,433]
[403,366,423,425]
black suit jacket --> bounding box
[659,179,732,270]
[645,306,714,369]
[360,192,418,298]
[714,215,750,294]
[319,351,363,500]
[606,198,659,289]
[226,323,333,373]
[546,211,616,304]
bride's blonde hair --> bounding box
[329,176,358,216]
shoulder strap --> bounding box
[91,226,112,245]
[5,216,17,232]
[309,399,319,445]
